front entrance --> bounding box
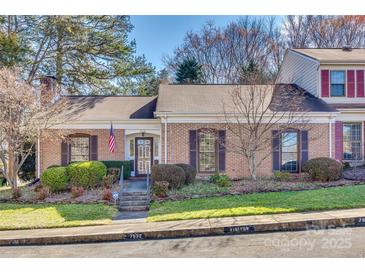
[135,137,153,176]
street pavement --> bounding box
[2,226,365,257]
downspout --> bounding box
[37,128,41,178]
[164,113,168,164]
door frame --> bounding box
[135,137,153,177]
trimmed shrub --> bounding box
[152,181,169,198]
[273,171,291,182]
[102,175,115,189]
[175,163,197,185]
[303,157,343,182]
[102,188,112,201]
[47,165,61,169]
[40,166,69,193]
[151,164,185,189]
[101,161,131,179]
[209,173,231,187]
[71,186,85,198]
[67,161,107,188]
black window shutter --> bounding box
[300,130,309,171]
[61,141,69,166]
[189,130,197,169]
[272,130,280,171]
[90,136,98,160]
[218,130,226,172]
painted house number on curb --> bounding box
[224,225,255,234]
[124,233,145,240]
[355,217,365,226]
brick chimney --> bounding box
[40,76,57,106]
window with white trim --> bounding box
[198,131,216,172]
[70,137,90,162]
[330,70,345,97]
[281,131,299,172]
[343,123,362,160]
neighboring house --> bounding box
[37,47,365,179]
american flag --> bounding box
[109,122,115,153]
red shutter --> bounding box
[321,70,329,97]
[335,121,343,160]
[347,70,355,97]
[357,70,364,97]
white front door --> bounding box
[136,138,152,176]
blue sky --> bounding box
[130,16,245,71]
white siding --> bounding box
[276,50,320,96]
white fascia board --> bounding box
[156,112,338,124]
[50,119,161,129]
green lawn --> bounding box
[0,203,117,230]
[148,184,365,222]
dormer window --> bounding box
[330,70,345,97]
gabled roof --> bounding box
[291,48,365,64]
[156,84,337,114]
[61,95,157,121]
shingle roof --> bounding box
[270,84,337,112]
[61,96,157,121]
[291,48,365,64]
[156,84,337,114]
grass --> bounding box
[0,203,117,230]
[148,184,365,222]
[168,180,229,196]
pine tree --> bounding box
[175,58,202,84]
[0,16,157,95]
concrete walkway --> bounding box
[1,208,365,246]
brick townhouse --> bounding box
[37,47,365,179]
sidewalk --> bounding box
[1,208,365,246]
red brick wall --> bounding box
[161,123,331,179]
[38,129,125,176]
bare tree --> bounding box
[283,15,365,48]
[0,68,70,190]
[221,75,314,181]
[164,16,282,84]
[283,15,314,48]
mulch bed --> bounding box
[343,166,365,181]
[154,178,365,202]
[0,183,120,205]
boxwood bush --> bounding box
[67,161,107,188]
[40,166,69,193]
[303,157,342,182]
[101,161,131,179]
[175,163,197,185]
[151,164,185,189]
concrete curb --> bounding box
[1,210,365,246]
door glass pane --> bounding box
[130,139,134,157]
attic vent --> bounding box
[342,45,352,52]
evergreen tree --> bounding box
[0,15,157,95]
[175,58,202,84]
